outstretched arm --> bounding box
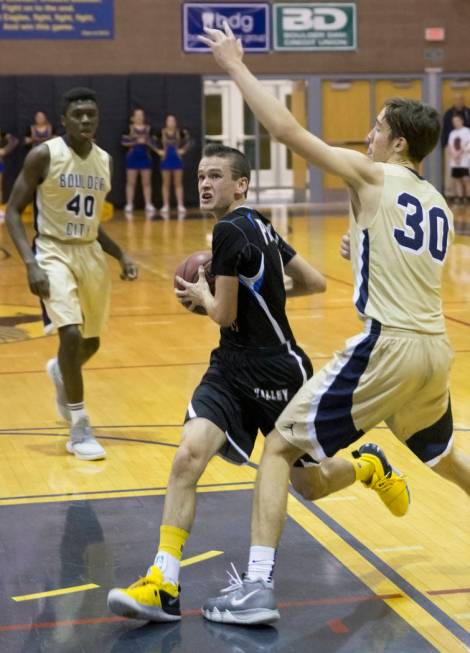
[200,23,381,189]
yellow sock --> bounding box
[159,525,189,561]
[352,458,374,483]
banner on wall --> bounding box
[0,0,114,39]
[183,3,270,52]
[273,3,356,51]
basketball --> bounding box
[174,250,215,314]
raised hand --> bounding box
[198,20,244,72]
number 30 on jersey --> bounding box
[394,192,450,263]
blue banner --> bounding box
[0,0,113,39]
[183,3,269,53]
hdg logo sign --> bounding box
[274,3,357,51]
[184,3,270,52]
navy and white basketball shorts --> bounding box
[277,320,454,467]
[185,343,313,464]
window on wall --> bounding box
[203,79,295,199]
[205,94,223,138]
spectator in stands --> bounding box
[25,111,53,148]
[442,94,470,147]
[448,114,470,204]
[441,95,470,198]
[122,108,156,217]
[155,115,191,218]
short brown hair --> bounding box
[383,98,441,163]
[203,143,251,185]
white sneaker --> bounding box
[124,204,133,213]
[160,205,170,218]
[46,358,71,423]
[66,416,106,461]
[177,205,186,215]
[145,203,156,214]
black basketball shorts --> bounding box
[184,343,313,464]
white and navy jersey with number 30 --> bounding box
[211,206,297,348]
[35,136,111,243]
[350,163,454,334]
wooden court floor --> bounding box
[0,206,469,652]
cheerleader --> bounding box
[156,115,191,217]
[122,108,156,216]
[24,111,53,148]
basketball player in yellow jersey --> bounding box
[6,88,138,461]
[199,25,470,625]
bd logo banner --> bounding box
[183,3,270,52]
[274,3,357,51]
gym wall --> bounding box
[0,0,467,75]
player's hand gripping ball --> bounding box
[174,250,215,315]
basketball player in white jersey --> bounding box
[6,88,138,461]
[199,24,470,625]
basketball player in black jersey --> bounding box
[107,143,328,621]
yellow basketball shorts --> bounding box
[34,236,111,339]
[276,319,454,467]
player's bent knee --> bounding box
[171,441,208,483]
[290,466,327,501]
[59,324,83,352]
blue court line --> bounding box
[297,495,470,647]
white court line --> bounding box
[136,260,171,279]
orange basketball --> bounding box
[174,250,215,314]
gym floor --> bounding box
[0,206,469,652]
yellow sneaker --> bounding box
[352,443,410,517]
[107,565,181,622]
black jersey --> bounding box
[211,206,297,349]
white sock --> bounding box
[68,403,87,426]
[246,545,276,583]
[154,550,180,586]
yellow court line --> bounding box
[11,552,223,603]
[286,494,467,653]
[0,483,255,506]
[181,550,223,567]
[12,583,99,602]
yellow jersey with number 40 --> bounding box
[350,163,454,334]
[35,136,111,243]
